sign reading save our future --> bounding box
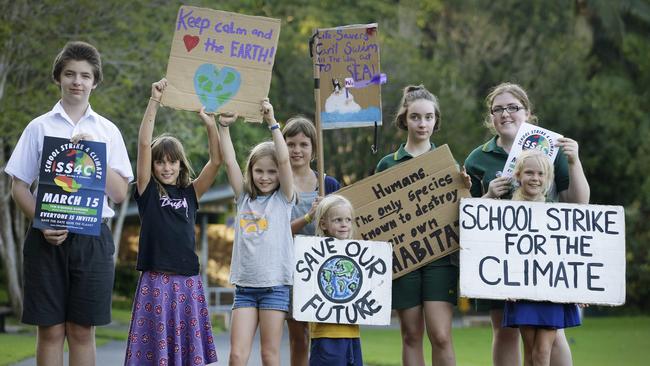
[161,6,280,122]
[337,145,471,279]
[459,198,626,306]
[293,236,392,325]
[34,136,106,236]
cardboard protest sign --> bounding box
[34,137,106,236]
[161,6,280,122]
[313,23,384,129]
[459,198,626,306]
[502,122,563,178]
[337,145,471,279]
[293,236,392,325]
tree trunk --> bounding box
[0,138,24,318]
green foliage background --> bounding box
[2,0,649,311]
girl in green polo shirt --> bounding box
[376,85,457,366]
[464,82,590,366]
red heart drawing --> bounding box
[183,35,199,52]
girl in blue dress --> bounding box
[502,149,581,366]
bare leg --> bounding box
[520,327,535,366]
[259,310,286,366]
[287,319,309,366]
[550,329,573,366]
[229,308,259,366]
[529,327,556,366]
[66,322,96,366]
[397,306,425,366]
[491,309,521,366]
[423,301,455,366]
[36,324,65,366]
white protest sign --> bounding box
[459,198,626,306]
[293,236,392,325]
[502,122,563,178]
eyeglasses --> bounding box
[491,105,525,115]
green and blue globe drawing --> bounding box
[318,256,363,303]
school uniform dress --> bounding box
[125,180,218,366]
[503,301,581,329]
[5,101,132,326]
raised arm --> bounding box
[136,78,167,195]
[193,107,222,200]
[557,137,590,204]
[262,99,294,201]
[218,113,244,198]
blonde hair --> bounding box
[483,82,538,132]
[150,134,194,197]
[511,149,554,202]
[243,141,279,199]
[394,85,441,132]
[314,195,354,238]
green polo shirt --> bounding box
[375,142,456,267]
[464,136,570,200]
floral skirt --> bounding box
[125,271,218,366]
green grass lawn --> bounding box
[361,316,650,366]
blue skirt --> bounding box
[125,271,218,365]
[503,301,581,329]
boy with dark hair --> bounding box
[5,41,133,366]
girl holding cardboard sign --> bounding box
[375,85,461,366]
[220,99,296,366]
[504,149,582,366]
[464,82,590,366]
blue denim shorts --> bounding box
[232,285,290,312]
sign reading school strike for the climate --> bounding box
[293,236,392,325]
[161,6,280,122]
[34,137,106,236]
[337,145,471,279]
[459,198,626,306]
[313,23,384,129]
[502,122,563,178]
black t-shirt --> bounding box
[134,179,199,275]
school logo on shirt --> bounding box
[239,211,268,235]
[160,196,189,218]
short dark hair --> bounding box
[52,41,103,86]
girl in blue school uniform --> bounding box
[125,78,221,365]
[502,149,581,366]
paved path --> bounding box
[12,325,291,366]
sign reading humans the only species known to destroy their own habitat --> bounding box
[459,198,626,306]
[34,136,106,236]
[337,145,471,279]
[313,23,385,129]
[161,6,280,122]
[293,236,392,325]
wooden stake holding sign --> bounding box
[337,145,471,279]
[310,24,384,194]
[161,6,280,122]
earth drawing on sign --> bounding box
[318,255,363,303]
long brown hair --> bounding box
[151,134,194,197]
[483,82,538,132]
[394,85,441,132]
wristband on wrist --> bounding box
[304,213,312,224]
[218,120,229,128]
[269,123,280,131]
[150,97,161,103]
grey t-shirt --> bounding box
[230,190,295,287]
